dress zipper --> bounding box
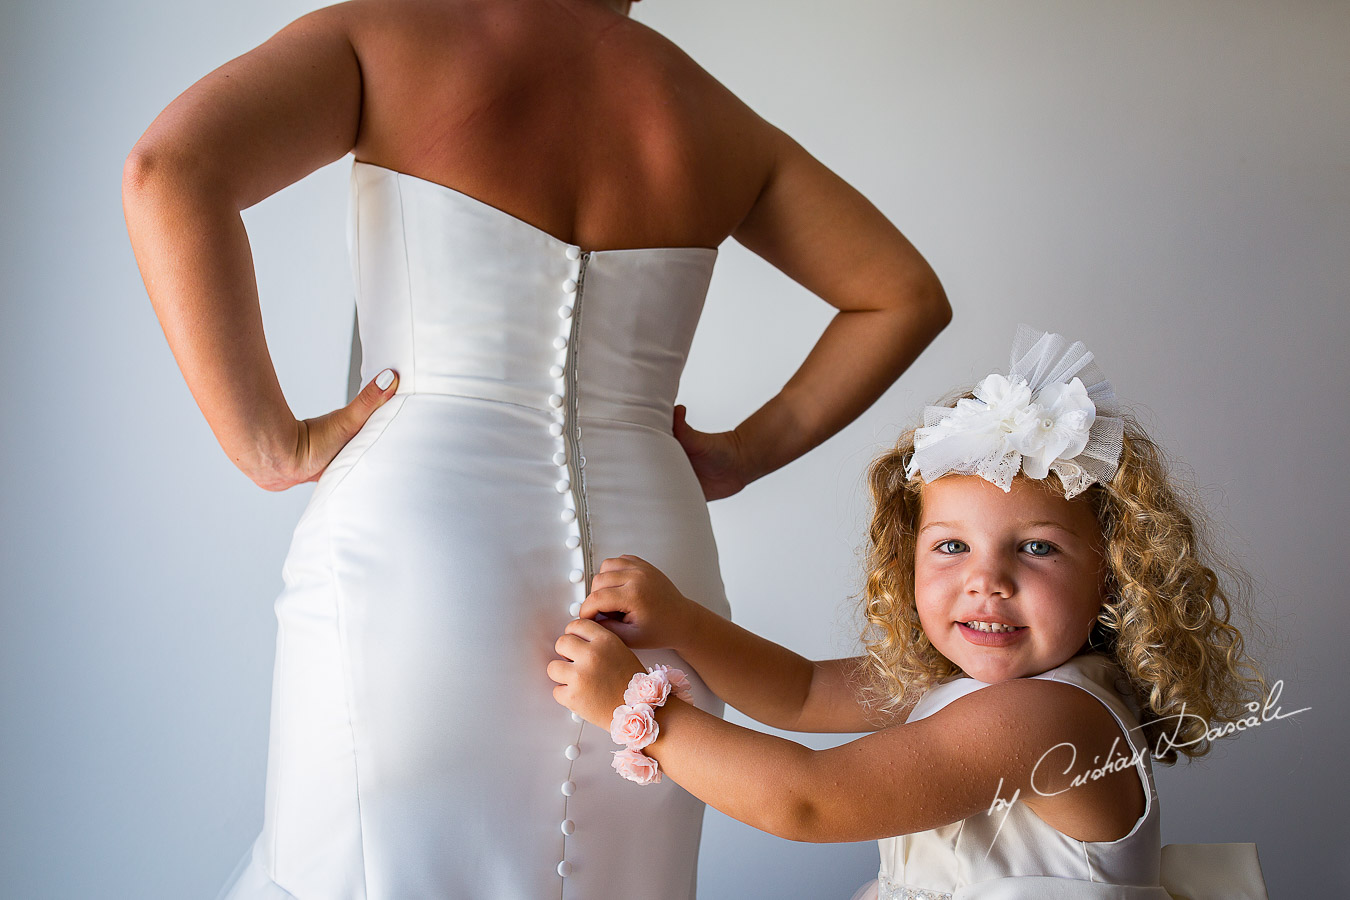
[563,251,595,590]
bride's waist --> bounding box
[384,372,674,433]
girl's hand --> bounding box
[251,370,398,491]
[672,405,752,500]
[548,618,646,728]
[581,555,700,652]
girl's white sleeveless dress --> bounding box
[218,161,730,900]
[848,654,1269,900]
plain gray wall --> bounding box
[2,0,1346,897]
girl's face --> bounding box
[914,474,1106,683]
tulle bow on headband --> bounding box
[905,325,1124,498]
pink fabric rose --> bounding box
[624,672,672,707]
[611,748,662,785]
[649,664,695,703]
[609,703,659,750]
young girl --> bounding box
[547,327,1269,899]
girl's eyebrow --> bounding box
[1023,520,1084,538]
[917,519,1083,536]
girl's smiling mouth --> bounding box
[958,620,1028,646]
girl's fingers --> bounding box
[588,569,622,592]
[565,617,612,641]
[545,659,570,684]
[595,556,629,575]
[580,586,631,619]
[554,631,590,659]
[595,616,640,644]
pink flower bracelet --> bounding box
[608,666,694,785]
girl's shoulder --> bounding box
[909,655,1150,843]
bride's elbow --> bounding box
[122,140,183,203]
[122,139,224,212]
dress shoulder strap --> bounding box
[906,654,1153,770]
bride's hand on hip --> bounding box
[672,405,750,501]
[254,369,399,491]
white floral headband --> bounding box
[905,325,1124,498]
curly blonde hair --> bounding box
[859,405,1265,764]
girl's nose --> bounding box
[964,553,1015,598]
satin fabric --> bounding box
[219,162,729,899]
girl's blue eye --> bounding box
[936,539,968,554]
[1022,540,1054,557]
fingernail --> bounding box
[375,369,395,391]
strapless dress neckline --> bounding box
[351,161,720,257]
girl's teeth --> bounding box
[965,621,1022,633]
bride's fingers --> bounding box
[335,369,398,437]
[671,405,711,453]
[300,369,399,476]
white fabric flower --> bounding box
[905,327,1122,498]
[1007,378,1096,479]
[973,373,1033,427]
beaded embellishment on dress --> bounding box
[878,877,953,900]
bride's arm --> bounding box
[686,132,949,496]
[122,6,394,491]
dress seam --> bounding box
[268,618,286,889]
[394,174,417,390]
[325,491,371,899]
[318,397,408,502]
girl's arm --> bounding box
[581,556,884,733]
[122,6,396,491]
[549,619,1147,844]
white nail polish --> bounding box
[375,369,394,390]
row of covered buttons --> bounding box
[555,243,586,881]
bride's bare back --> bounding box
[348,0,770,250]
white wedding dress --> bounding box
[219,161,730,899]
